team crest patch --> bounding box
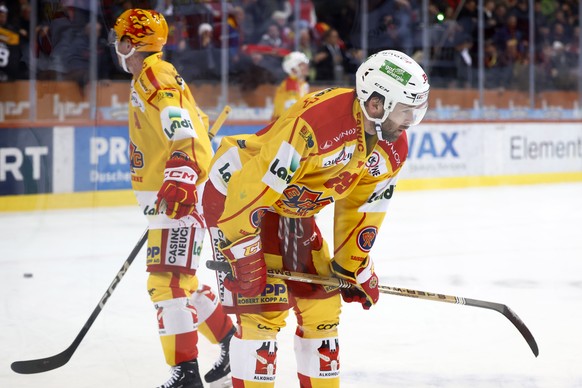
[250,207,270,228]
[357,226,377,252]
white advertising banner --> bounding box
[399,122,582,179]
[399,123,484,179]
[487,123,582,175]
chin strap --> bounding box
[359,99,389,142]
[374,120,384,141]
[114,41,136,73]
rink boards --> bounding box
[1,121,581,211]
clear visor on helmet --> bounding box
[108,29,119,46]
[388,100,429,127]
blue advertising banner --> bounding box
[0,127,53,195]
[74,126,132,191]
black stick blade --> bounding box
[501,304,539,357]
[465,298,539,357]
[11,349,73,374]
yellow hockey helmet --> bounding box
[113,9,168,52]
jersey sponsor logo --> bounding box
[316,322,339,330]
[262,283,286,296]
[143,204,161,216]
[366,151,381,168]
[130,89,145,112]
[320,139,333,150]
[299,126,314,148]
[318,339,340,375]
[367,184,394,203]
[278,185,333,217]
[357,226,377,252]
[156,91,174,102]
[366,151,388,177]
[166,227,191,264]
[257,324,279,331]
[137,77,150,94]
[254,341,278,379]
[322,144,355,167]
[332,127,358,143]
[262,141,301,193]
[250,207,269,228]
[147,246,161,265]
[387,141,402,166]
[162,107,195,140]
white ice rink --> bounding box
[2,183,582,388]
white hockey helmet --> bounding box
[356,50,429,131]
[282,51,309,76]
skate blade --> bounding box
[208,375,233,388]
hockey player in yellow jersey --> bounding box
[202,50,430,387]
[271,51,310,121]
[111,9,235,388]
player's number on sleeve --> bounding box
[323,172,358,194]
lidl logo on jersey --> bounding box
[408,131,459,159]
[162,107,195,140]
[263,142,300,193]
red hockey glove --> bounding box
[219,234,267,297]
[332,257,379,310]
[156,158,204,224]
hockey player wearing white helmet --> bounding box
[356,50,430,142]
[271,51,310,120]
[202,49,429,387]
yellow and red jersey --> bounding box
[271,76,309,120]
[210,87,408,276]
[128,53,213,229]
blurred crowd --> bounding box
[0,0,579,92]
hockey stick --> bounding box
[207,260,539,357]
[11,230,148,374]
[208,105,231,140]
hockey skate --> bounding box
[204,326,236,387]
[157,359,204,388]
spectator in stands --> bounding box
[298,27,316,81]
[254,21,286,80]
[0,3,23,81]
[271,10,293,48]
[482,0,498,41]
[313,28,349,84]
[548,40,577,90]
[176,22,221,83]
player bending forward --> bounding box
[202,50,430,387]
[111,9,235,387]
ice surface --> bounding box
[2,183,581,387]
